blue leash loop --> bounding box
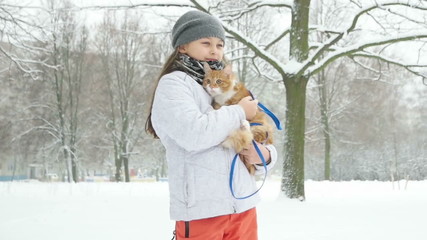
[258,103,282,130]
[248,90,282,130]
[229,139,268,199]
[229,91,282,199]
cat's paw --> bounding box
[222,127,253,153]
[241,120,250,130]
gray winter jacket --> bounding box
[151,71,277,221]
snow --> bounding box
[1,179,426,240]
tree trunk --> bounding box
[282,77,308,200]
[123,156,130,182]
[115,155,122,182]
[323,121,331,180]
[11,155,17,181]
[121,114,130,182]
[65,150,72,182]
[71,146,78,182]
[318,70,331,180]
[281,0,311,200]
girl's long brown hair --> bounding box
[145,49,180,138]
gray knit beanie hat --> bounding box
[171,11,225,49]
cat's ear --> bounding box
[224,64,233,75]
[203,62,212,74]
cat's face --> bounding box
[203,63,234,97]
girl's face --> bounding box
[178,37,224,62]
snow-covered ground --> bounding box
[1,178,426,240]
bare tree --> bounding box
[0,2,46,79]
[37,0,88,182]
[95,11,149,182]
[307,0,357,180]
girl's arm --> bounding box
[241,142,278,175]
[151,73,245,152]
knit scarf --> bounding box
[174,54,225,85]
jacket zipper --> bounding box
[228,150,237,213]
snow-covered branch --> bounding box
[265,28,291,50]
[350,51,427,79]
[222,22,288,78]
[0,45,43,80]
[76,0,195,10]
[248,0,293,9]
[296,0,427,78]
[307,32,427,77]
[216,0,292,21]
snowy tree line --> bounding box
[0,0,426,198]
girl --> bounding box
[145,10,277,240]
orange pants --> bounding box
[175,208,258,240]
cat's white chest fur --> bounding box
[214,89,236,106]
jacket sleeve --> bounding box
[253,144,278,175]
[151,73,246,152]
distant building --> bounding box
[0,159,30,181]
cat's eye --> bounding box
[206,79,211,84]
[216,80,222,84]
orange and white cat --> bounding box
[203,63,273,175]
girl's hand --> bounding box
[238,96,258,120]
[239,141,270,165]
